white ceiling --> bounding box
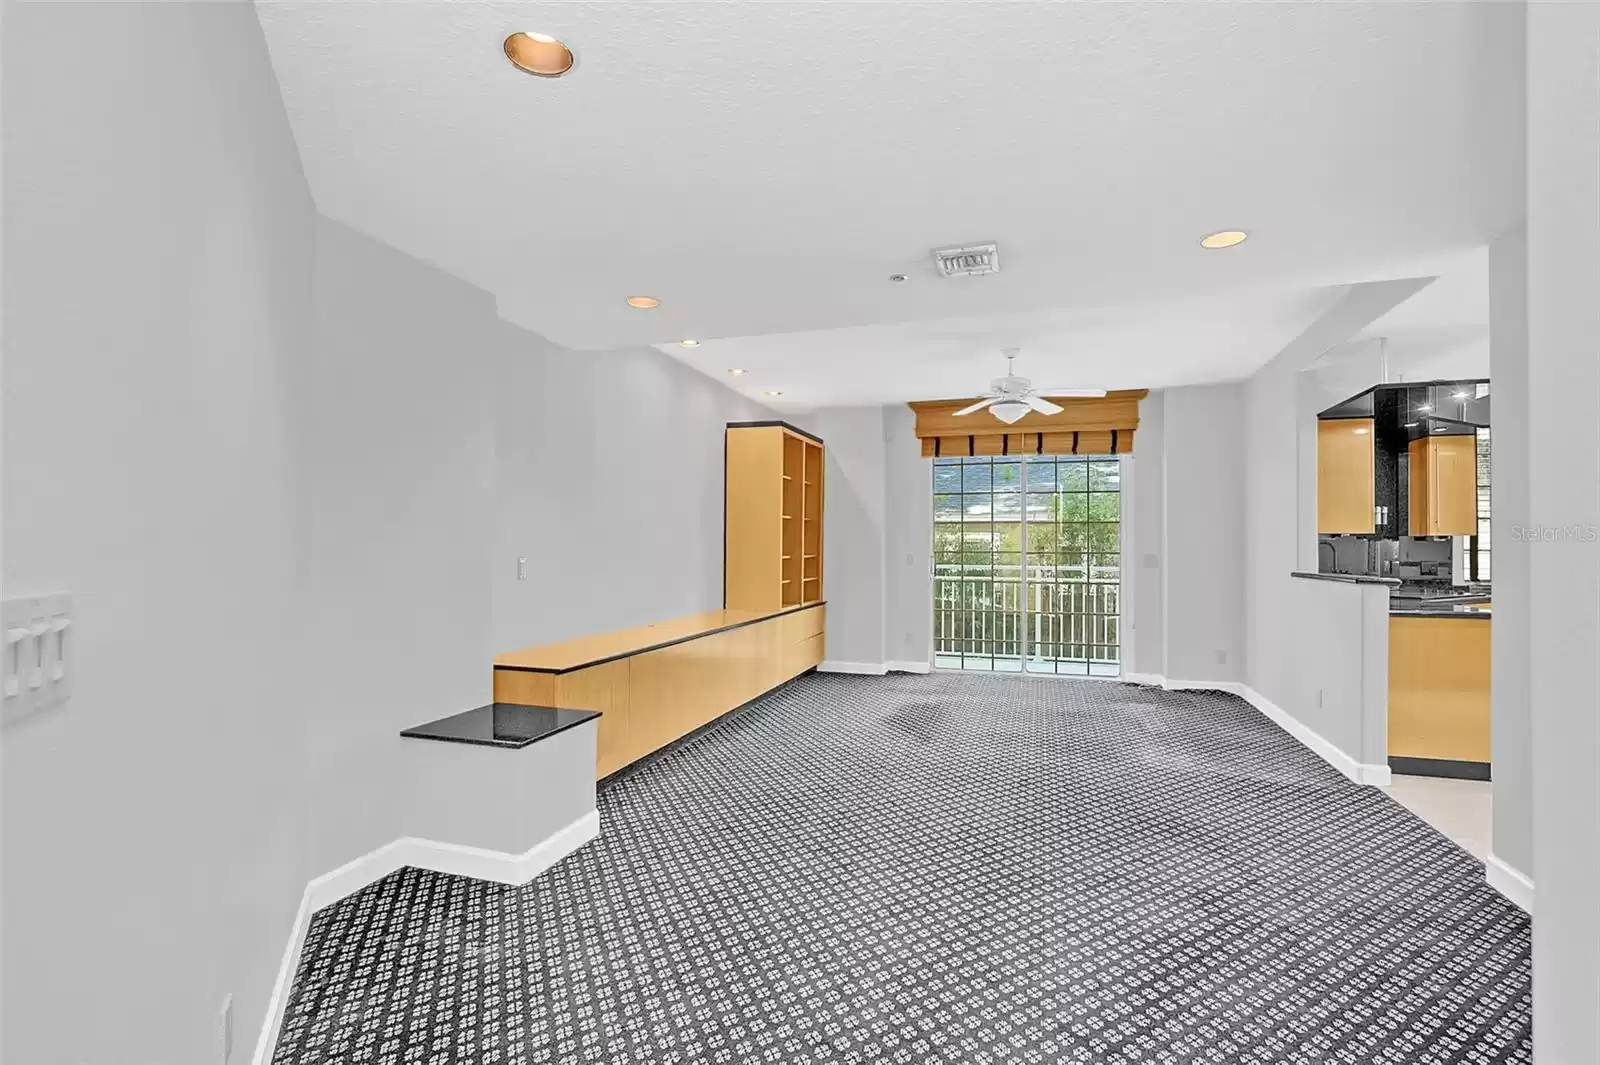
[660,285,1347,409]
[257,1,1524,405]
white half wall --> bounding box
[1528,2,1600,1054]
[1488,224,1533,883]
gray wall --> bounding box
[0,6,773,1061]
[1159,384,1246,683]
[1527,2,1600,1055]
[882,404,933,666]
[1127,394,1165,678]
[299,216,500,872]
[801,408,888,666]
[1,4,313,1061]
[1488,225,1532,881]
[491,329,769,651]
[1242,282,1431,728]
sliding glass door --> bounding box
[933,454,1122,676]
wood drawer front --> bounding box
[794,604,825,640]
[798,633,824,669]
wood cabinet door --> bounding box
[1318,418,1375,534]
[1429,436,1478,535]
[1408,437,1431,536]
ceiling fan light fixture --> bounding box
[990,400,1031,424]
[504,31,575,77]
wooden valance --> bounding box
[907,390,1148,458]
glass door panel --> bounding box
[934,454,1122,677]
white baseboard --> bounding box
[1237,685,1391,786]
[1485,852,1534,913]
[251,809,600,1065]
[818,660,935,676]
[818,660,889,675]
[1164,678,1246,696]
[1098,675,1390,785]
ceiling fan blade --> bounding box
[1026,396,1064,416]
[1036,388,1108,399]
[953,398,997,416]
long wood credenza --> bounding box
[493,602,825,778]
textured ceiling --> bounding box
[257,1,1522,400]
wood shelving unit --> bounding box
[725,422,825,612]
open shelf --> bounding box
[726,423,823,611]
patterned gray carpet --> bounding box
[273,673,1532,1064]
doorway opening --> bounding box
[932,454,1122,676]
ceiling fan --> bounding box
[953,349,1106,424]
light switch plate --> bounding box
[2,592,72,727]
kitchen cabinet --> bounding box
[1318,418,1376,534]
[1408,435,1477,536]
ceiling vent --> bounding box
[931,242,1001,278]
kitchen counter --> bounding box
[1390,600,1492,619]
[1388,611,1491,779]
[1289,571,1402,585]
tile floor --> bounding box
[1385,773,1494,861]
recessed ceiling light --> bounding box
[889,274,908,283]
[504,32,575,77]
[727,368,748,376]
[625,296,660,309]
[763,389,783,397]
[1200,230,1248,249]
[679,339,700,348]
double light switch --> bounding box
[2,593,72,726]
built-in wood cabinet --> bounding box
[1317,418,1376,534]
[1388,614,1490,768]
[493,604,826,778]
[1408,435,1477,536]
[725,422,824,611]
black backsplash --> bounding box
[1373,389,1404,538]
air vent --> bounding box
[931,242,1000,278]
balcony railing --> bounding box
[933,565,1120,675]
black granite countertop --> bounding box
[1390,602,1492,619]
[400,703,600,749]
[1290,571,1402,586]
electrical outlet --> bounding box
[218,994,234,1062]
[516,557,528,581]
[1215,650,1227,666]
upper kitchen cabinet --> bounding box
[1409,435,1477,536]
[1318,417,1376,534]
